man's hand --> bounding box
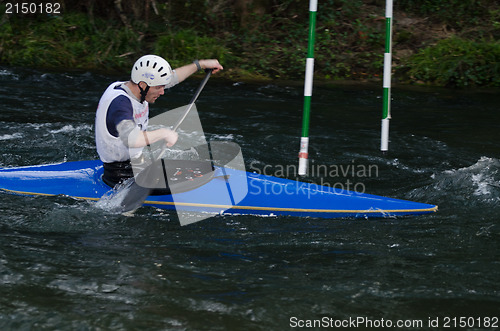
[199,59,224,74]
[161,128,178,147]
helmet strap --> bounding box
[138,83,150,104]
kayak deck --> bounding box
[0,160,438,219]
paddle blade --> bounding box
[117,181,152,213]
[96,178,151,214]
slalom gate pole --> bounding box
[298,0,318,176]
[380,0,393,152]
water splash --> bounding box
[441,156,500,198]
[0,133,23,140]
[95,178,137,215]
[49,124,92,134]
[409,156,500,210]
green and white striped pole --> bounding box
[380,0,393,152]
[298,0,318,176]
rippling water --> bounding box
[1,67,499,330]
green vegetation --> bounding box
[0,0,498,87]
[0,13,139,70]
[397,0,494,28]
[406,37,500,87]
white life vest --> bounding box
[95,81,149,163]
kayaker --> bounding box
[95,55,223,188]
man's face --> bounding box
[145,85,165,103]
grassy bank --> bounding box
[0,0,499,87]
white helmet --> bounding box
[131,55,173,87]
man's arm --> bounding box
[174,59,223,83]
[117,120,178,148]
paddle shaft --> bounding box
[172,69,213,132]
[154,68,213,160]
[159,69,213,196]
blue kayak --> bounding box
[0,160,437,219]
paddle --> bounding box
[173,69,213,131]
[103,69,213,213]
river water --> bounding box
[0,67,499,330]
